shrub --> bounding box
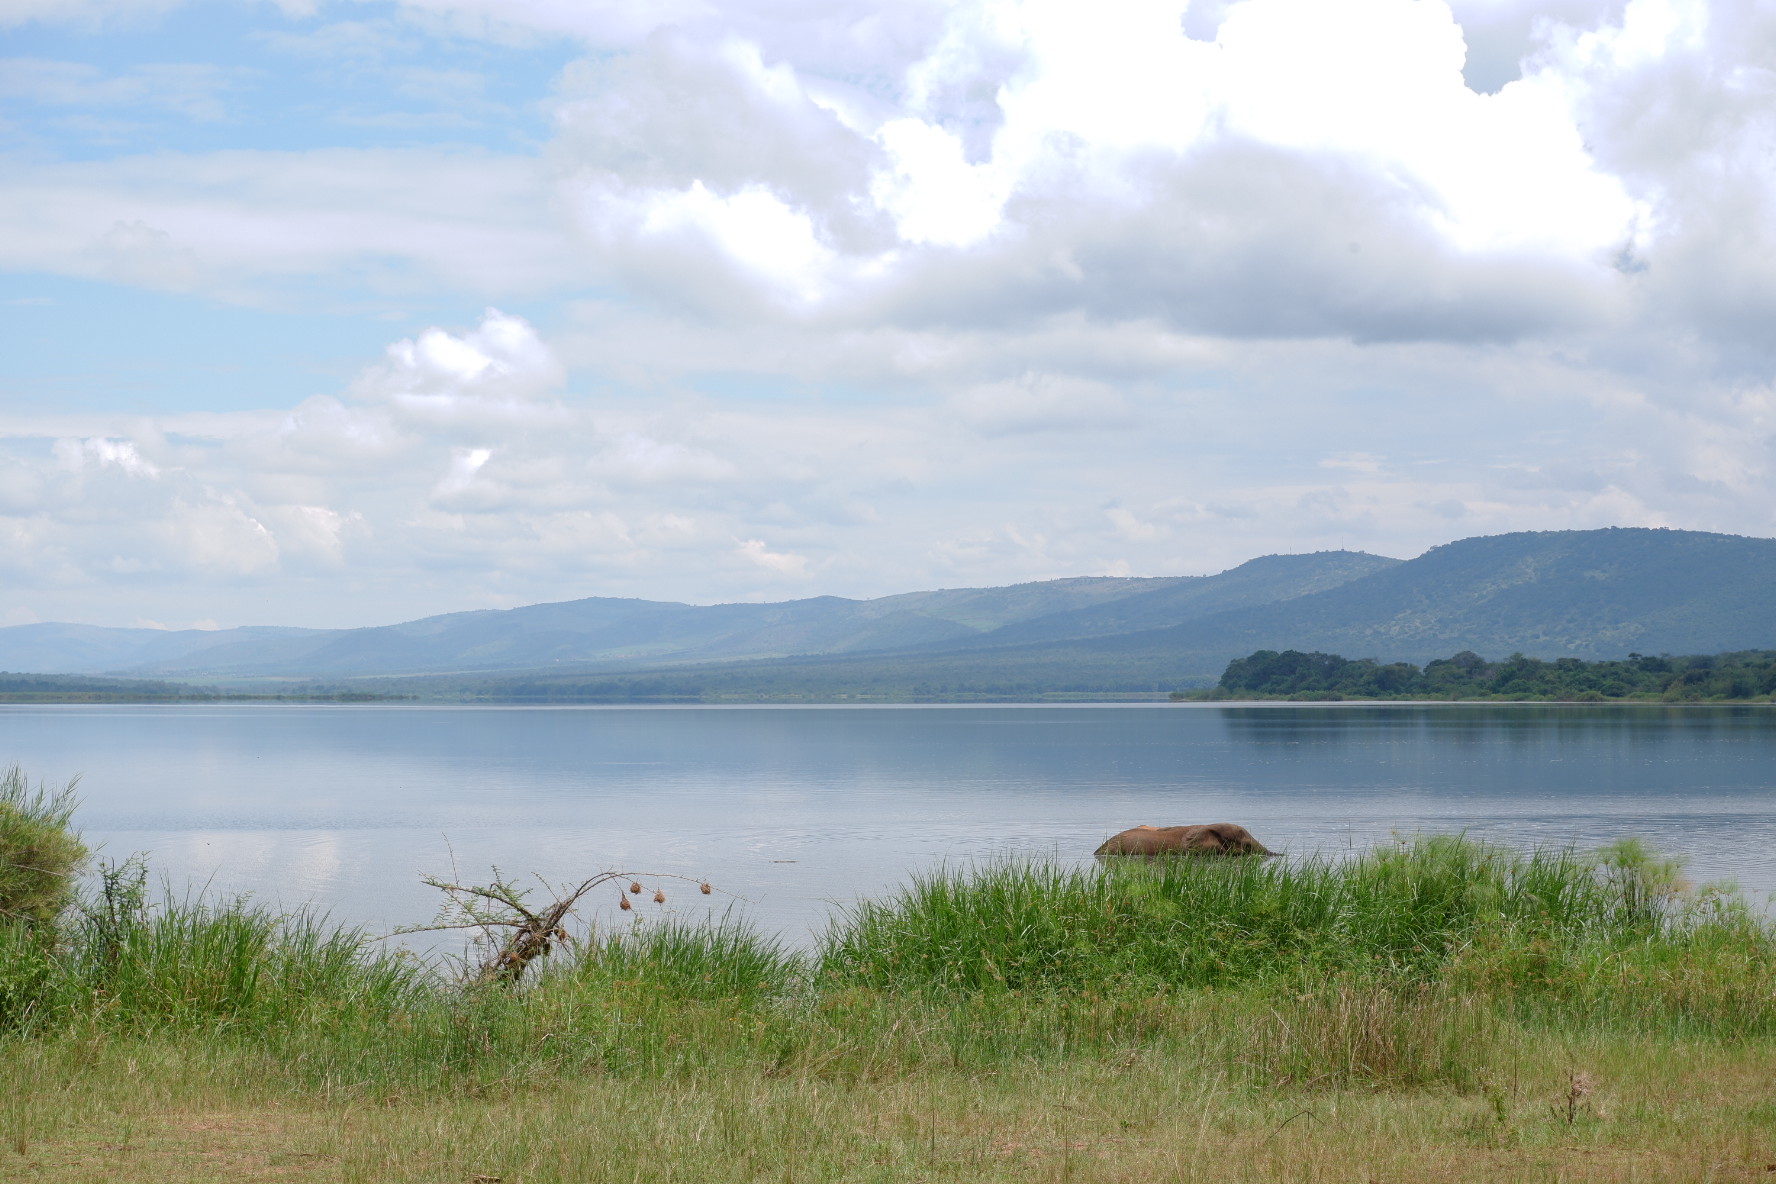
[0,765,86,927]
[0,919,60,1032]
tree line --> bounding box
[1176,648,1776,702]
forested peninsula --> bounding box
[1176,648,1776,702]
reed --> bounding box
[1,867,428,1039]
[568,914,799,1001]
[816,836,1766,1010]
[1,836,1770,1100]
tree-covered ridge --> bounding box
[1180,649,1776,702]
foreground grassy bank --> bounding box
[5,838,1776,1181]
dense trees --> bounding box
[1190,648,1776,702]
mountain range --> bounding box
[5,527,1774,698]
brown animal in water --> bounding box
[1094,823,1275,859]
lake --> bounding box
[5,702,1774,946]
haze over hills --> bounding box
[3,528,1773,699]
[0,550,1392,679]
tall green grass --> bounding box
[2,895,427,1036]
[2,836,1770,1098]
[820,837,1701,990]
[0,766,86,927]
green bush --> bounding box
[0,765,86,927]
[0,919,60,1032]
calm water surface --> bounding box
[5,703,1774,944]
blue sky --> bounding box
[2,0,1774,629]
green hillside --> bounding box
[4,527,1775,700]
[1130,527,1776,662]
[375,528,1776,701]
[0,551,1385,680]
[903,550,1399,651]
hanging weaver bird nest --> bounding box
[399,867,718,985]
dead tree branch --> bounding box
[395,867,719,986]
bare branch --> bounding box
[399,867,719,985]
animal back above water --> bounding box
[1094,822,1274,858]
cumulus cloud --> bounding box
[356,308,568,424]
[4,0,1776,627]
[0,0,1675,342]
[53,436,160,478]
[494,0,1668,348]
[10,305,1770,629]
[737,537,812,577]
[552,32,882,226]
[1550,0,1776,363]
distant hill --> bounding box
[0,623,320,675]
[3,528,1773,699]
[365,528,1776,700]
[1072,526,1776,667]
[0,551,1390,680]
[901,550,1397,652]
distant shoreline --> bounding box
[1171,691,1776,705]
[4,692,1774,706]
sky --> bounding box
[1,0,1774,630]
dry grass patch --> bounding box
[10,1036,1776,1183]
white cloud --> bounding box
[3,0,1776,628]
[1106,505,1168,542]
[89,219,204,290]
[359,308,568,425]
[0,149,572,299]
[871,118,1007,246]
[737,538,812,577]
[0,58,251,119]
[259,504,358,564]
[0,0,1670,342]
[163,497,280,576]
[951,372,1133,435]
[0,0,1753,385]
[53,436,160,478]
[601,433,739,485]
[518,0,1661,343]
[636,183,837,303]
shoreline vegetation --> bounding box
[1173,648,1776,704]
[0,674,411,703]
[10,647,1776,706]
[6,769,1776,1179]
